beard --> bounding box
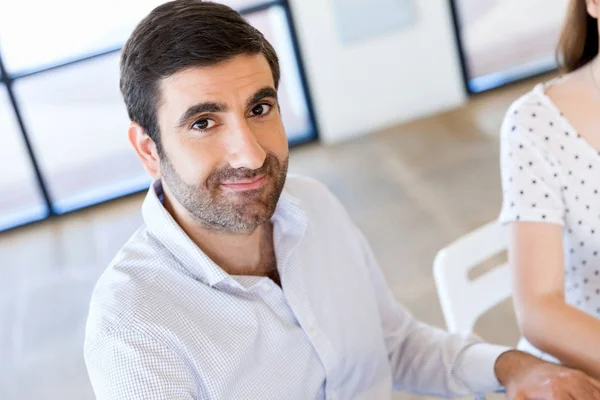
[160,152,288,233]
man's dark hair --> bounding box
[120,0,280,154]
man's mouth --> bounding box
[220,174,267,191]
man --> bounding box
[84,1,600,399]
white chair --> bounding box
[434,221,510,400]
[434,221,561,398]
[433,221,511,335]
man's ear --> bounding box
[128,122,162,179]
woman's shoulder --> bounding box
[506,81,561,120]
[501,80,564,141]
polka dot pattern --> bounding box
[499,82,600,317]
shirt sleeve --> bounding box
[499,108,565,226]
[84,328,199,400]
[354,226,510,397]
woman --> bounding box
[500,0,600,378]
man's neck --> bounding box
[163,194,277,279]
[190,222,272,277]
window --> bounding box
[0,85,48,230]
[13,54,149,213]
[0,0,285,75]
[0,0,317,231]
[0,0,165,74]
[246,6,312,142]
[452,0,568,92]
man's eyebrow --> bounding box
[246,87,278,108]
[176,102,227,128]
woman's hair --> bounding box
[556,0,599,72]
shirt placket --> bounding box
[282,253,340,400]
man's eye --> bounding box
[250,104,272,116]
[192,118,216,130]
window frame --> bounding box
[0,0,318,232]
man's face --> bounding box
[153,54,289,232]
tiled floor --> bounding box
[0,75,552,399]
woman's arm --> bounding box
[510,221,600,379]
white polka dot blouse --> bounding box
[500,80,600,317]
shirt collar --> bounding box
[141,179,307,287]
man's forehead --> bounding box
[160,55,274,99]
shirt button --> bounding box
[329,390,338,400]
[261,282,271,292]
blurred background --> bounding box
[0,0,567,399]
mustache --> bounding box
[207,153,279,185]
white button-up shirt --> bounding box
[84,176,508,399]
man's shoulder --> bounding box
[283,174,352,225]
[284,175,339,206]
[85,225,177,335]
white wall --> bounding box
[289,0,467,144]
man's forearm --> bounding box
[493,349,600,399]
[494,350,539,386]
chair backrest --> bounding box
[433,221,511,334]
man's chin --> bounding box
[224,187,266,200]
[225,210,272,232]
